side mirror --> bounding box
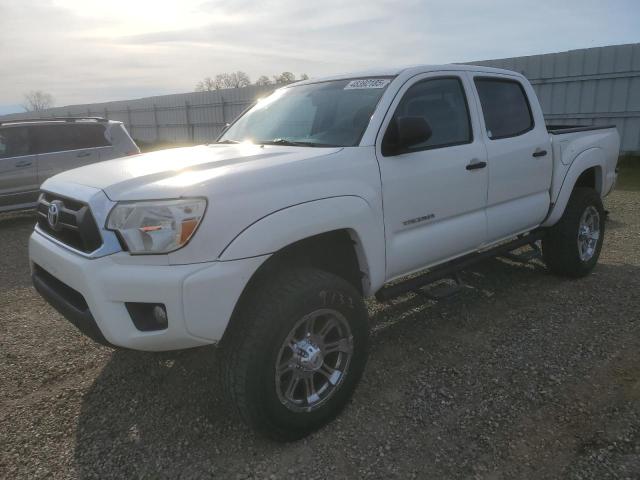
[396,116,432,151]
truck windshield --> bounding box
[218,78,393,147]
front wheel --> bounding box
[219,267,369,441]
[543,187,605,278]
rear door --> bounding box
[0,126,39,209]
[33,123,105,184]
[470,74,552,243]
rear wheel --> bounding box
[543,187,605,278]
[219,267,368,441]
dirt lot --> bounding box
[1,188,639,479]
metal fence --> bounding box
[2,43,639,152]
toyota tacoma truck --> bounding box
[29,65,620,440]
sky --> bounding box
[1,0,639,114]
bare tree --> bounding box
[211,74,227,89]
[255,75,272,86]
[216,71,251,89]
[197,71,306,91]
[195,77,219,92]
[22,90,54,111]
[196,71,251,91]
[232,71,251,88]
[273,72,296,85]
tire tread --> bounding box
[543,187,605,278]
[218,267,367,440]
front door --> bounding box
[376,73,489,280]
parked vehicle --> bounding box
[0,117,139,212]
[29,65,620,440]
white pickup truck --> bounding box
[30,64,620,440]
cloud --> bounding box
[0,0,638,111]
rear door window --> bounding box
[33,123,110,154]
[33,125,78,154]
[0,127,30,158]
[474,78,534,139]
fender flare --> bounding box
[542,148,603,227]
[219,196,386,295]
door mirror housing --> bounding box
[382,116,432,156]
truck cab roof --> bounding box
[293,64,525,87]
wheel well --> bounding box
[235,229,364,302]
[264,230,364,292]
[222,230,366,343]
[574,167,602,193]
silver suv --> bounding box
[0,117,139,212]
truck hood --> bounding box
[43,144,342,200]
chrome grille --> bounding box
[36,192,103,253]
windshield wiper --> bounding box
[259,138,339,148]
[215,139,240,144]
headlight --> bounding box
[106,198,207,254]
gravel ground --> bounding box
[1,189,639,479]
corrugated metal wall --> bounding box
[2,43,639,152]
[470,43,640,153]
[0,85,277,145]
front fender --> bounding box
[542,148,603,227]
[219,196,386,295]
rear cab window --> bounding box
[474,77,534,139]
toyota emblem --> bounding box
[47,201,62,230]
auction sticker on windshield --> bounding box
[344,79,391,89]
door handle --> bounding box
[76,152,91,158]
[466,159,487,170]
[15,160,32,168]
[532,149,547,158]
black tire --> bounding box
[219,267,369,441]
[542,187,605,278]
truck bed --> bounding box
[547,124,616,135]
[546,123,619,217]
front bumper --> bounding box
[29,231,267,351]
[32,264,112,346]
